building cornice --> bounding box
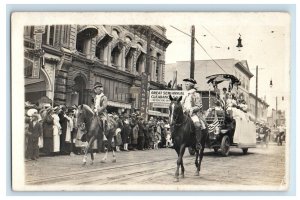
[235,62,254,79]
[42,45,64,57]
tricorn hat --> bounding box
[93,82,103,89]
[183,78,197,84]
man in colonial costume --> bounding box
[93,82,108,152]
[180,78,206,150]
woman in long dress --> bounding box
[52,107,61,154]
[43,109,54,155]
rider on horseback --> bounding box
[93,82,108,145]
[181,78,206,150]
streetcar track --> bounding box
[77,157,196,185]
[26,155,195,185]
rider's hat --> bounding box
[183,78,197,85]
[93,82,103,89]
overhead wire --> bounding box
[170,25,228,74]
[200,25,227,48]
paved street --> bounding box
[25,143,286,191]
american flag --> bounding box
[208,117,220,133]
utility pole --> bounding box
[255,65,258,123]
[190,25,195,79]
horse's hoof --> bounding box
[82,162,86,166]
[90,161,94,165]
[100,159,107,163]
[181,174,185,178]
[112,158,116,163]
[194,171,200,176]
[173,177,179,182]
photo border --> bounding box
[6,4,297,196]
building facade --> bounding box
[248,93,269,123]
[165,59,253,110]
[267,109,286,128]
[24,25,172,115]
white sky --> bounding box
[164,13,290,112]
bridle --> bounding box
[170,102,188,127]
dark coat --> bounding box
[43,114,54,138]
[29,120,43,139]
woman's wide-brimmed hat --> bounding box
[27,108,38,117]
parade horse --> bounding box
[169,95,208,181]
[76,104,119,165]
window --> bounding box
[24,26,34,39]
[156,53,161,82]
[63,25,69,45]
[112,29,119,38]
[49,25,55,46]
[136,53,144,74]
[137,42,143,48]
[111,46,121,67]
[42,26,48,44]
[125,36,131,44]
[96,39,107,60]
[24,59,33,77]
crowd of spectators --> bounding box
[24,101,173,161]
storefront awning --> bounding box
[107,101,131,109]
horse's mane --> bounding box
[81,104,94,116]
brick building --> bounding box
[24,25,171,116]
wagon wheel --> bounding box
[242,148,248,154]
[221,135,230,156]
[188,147,195,156]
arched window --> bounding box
[156,53,161,82]
[111,45,121,67]
[96,39,108,60]
[125,50,133,72]
[112,29,119,39]
[136,53,145,74]
[125,36,132,44]
[76,26,98,54]
[137,42,143,48]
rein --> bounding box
[171,113,188,127]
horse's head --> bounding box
[76,104,94,131]
[169,95,183,125]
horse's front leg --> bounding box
[174,147,180,182]
[180,145,186,178]
[101,140,108,163]
[194,149,200,176]
[197,146,205,175]
[112,149,116,163]
[82,135,96,165]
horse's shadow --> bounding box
[190,149,254,157]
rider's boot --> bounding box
[195,122,202,150]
